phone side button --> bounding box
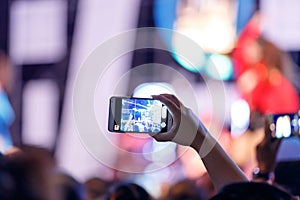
[162,106,167,119]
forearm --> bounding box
[191,125,249,191]
[151,94,249,190]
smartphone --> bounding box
[108,96,173,133]
[268,112,300,139]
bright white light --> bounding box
[206,54,233,80]
[261,0,300,50]
[133,82,176,98]
[10,0,66,64]
[151,141,177,163]
[22,80,58,149]
[276,116,292,138]
[173,0,236,54]
[172,29,206,72]
[230,99,250,138]
[142,139,177,163]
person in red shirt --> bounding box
[232,12,299,115]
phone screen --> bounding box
[108,97,172,133]
[270,113,299,139]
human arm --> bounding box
[254,116,282,182]
[151,94,248,191]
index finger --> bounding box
[152,94,180,115]
[264,114,282,145]
[264,115,273,142]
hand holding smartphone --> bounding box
[108,96,173,133]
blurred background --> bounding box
[0,0,300,198]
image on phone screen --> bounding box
[270,113,299,139]
[108,97,172,133]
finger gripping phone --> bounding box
[268,112,300,139]
[108,96,173,133]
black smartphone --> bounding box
[108,96,173,133]
[268,112,300,139]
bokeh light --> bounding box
[153,0,236,79]
[230,99,250,138]
[133,82,176,98]
[206,54,233,81]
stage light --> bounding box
[171,30,206,73]
[10,0,66,65]
[230,99,250,138]
[153,0,237,77]
[206,54,233,81]
[132,82,176,98]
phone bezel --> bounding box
[108,96,173,133]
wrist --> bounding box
[252,167,274,181]
[190,123,210,154]
[257,163,274,174]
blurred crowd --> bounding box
[0,4,299,200]
[0,108,299,200]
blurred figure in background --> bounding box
[104,182,153,200]
[164,178,209,200]
[210,181,293,200]
[229,12,300,177]
[56,172,85,200]
[232,12,299,118]
[0,51,15,153]
[0,145,59,200]
[274,161,300,196]
[84,177,111,200]
[0,145,85,200]
[254,116,300,197]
